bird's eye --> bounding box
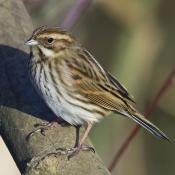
[47,37,54,44]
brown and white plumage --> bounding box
[26,26,169,153]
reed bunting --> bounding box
[25,26,169,158]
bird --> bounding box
[25,26,169,158]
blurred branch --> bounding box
[108,65,175,172]
[61,0,92,29]
[23,0,46,12]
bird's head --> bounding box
[25,26,76,58]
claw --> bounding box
[26,121,58,141]
[83,146,95,154]
[40,128,46,136]
[67,144,95,160]
[26,128,43,141]
[67,148,79,160]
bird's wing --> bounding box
[66,49,134,111]
[106,71,135,103]
[84,50,134,102]
[76,80,128,112]
[66,49,170,141]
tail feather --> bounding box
[128,112,170,142]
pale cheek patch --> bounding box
[40,46,54,57]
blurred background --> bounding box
[0,0,175,174]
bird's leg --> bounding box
[26,118,69,141]
[79,122,93,146]
[78,122,95,153]
[67,122,95,159]
[74,125,81,148]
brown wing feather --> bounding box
[83,50,135,102]
[106,71,135,103]
[67,49,132,112]
[78,81,127,112]
[69,56,170,141]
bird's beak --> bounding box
[25,39,38,46]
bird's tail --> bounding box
[124,106,170,141]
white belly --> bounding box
[31,64,104,125]
[41,83,103,125]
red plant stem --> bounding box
[108,65,175,172]
[61,0,92,30]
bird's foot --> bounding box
[26,145,95,170]
[66,144,95,159]
[26,121,58,141]
[26,148,68,170]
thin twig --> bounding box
[108,65,175,172]
[61,0,92,30]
